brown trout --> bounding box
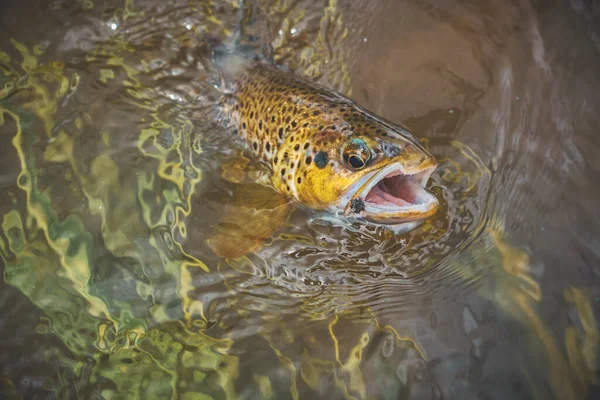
[215,52,439,227]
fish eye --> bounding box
[342,139,371,170]
[348,154,365,169]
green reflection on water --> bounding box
[0,35,226,398]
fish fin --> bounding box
[218,149,272,185]
[207,183,293,259]
[220,153,251,184]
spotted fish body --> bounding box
[217,54,439,224]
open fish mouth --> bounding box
[341,162,439,224]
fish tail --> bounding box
[233,0,274,62]
[206,0,272,91]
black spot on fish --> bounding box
[281,168,286,176]
[350,198,365,214]
[242,122,246,129]
[314,151,328,169]
[304,142,309,150]
[253,142,258,151]
[278,127,284,139]
[274,156,278,164]
[259,120,263,129]
[305,156,312,165]
[294,144,300,151]
[291,120,297,128]
[384,144,401,157]
[297,177,302,184]
[266,142,271,152]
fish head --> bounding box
[295,119,439,225]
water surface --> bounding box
[1,0,599,399]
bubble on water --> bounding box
[395,364,408,384]
[381,336,395,358]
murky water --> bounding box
[1,0,599,399]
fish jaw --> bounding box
[336,161,439,224]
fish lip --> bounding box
[340,161,439,224]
